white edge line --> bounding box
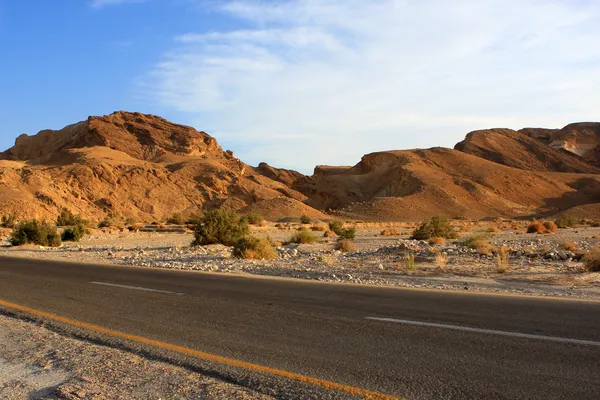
[366,317,600,347]
[91,281,184,295]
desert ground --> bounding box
[2,219,600,300]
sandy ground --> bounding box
[0,313,274,400]
[1,221,600,299]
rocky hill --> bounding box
[0,112,318,222]
[2,112,600,222]
[454,128,600,173]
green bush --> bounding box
[61,224,86,242]
[232,236,277,259]
[241,212,264,225]
[56,208,87,227]
[191,209,249,246]
[10,220,61,247]
[291,229,318,244]
[167,213,184,225]
[555,214,578,229]
[300,215,312,224]
[338,226,356,240]
[328,220,344,235]
[411,216,457,240]
[1,214,16,228]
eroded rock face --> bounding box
[455,128,600,173]
[520,122,600,167]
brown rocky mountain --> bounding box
[2,112,600,222]
[0,112,319,222]
[454,128,600,173]
[520,122,600,167]
[293,147,600,221]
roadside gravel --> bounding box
[0,313,274,399]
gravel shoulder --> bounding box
[0,313,274,400]
[1,222,600,300]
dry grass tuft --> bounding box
[381,228,400,236]
[583,247,600,272]
[232,236,278,259]
[404,253,416,271]
[434,250,448,271]
[543,221,558,233]
[527,222,546,234]
[311,223,328,232]
[335,239,357,252]
[488,226,501,233]
[291,229,318,244]
[496,246,510,273]
[323,230,335,238]
[428,237,446,245]
[460,233,493,255]
[561,241,577,251]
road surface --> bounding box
[0,256,599,399]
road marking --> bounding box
[0,300,400,400]
[366,317,600,347]
[90,281,184,295]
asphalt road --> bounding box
[0,256,599,399]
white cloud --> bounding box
[91,0,147,9]
[140,0,600,173]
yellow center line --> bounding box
[0,298,402,400]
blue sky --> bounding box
[1,0,599,173]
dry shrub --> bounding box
[291,229,318,244]
[561,241,577,251]
[311,223,328,231]
[335,239,357,252]
[381,228,400,236]
[434,251,448,271]
[583,247,600,272]
[404,253,416,271]
[428,237,446,245]
[232,236,277,259]
[543,221,558,233]
[323,230,335,238]
[488,226,501,233]
[527,222,547,234]
[496,246,510,273]
[460,233,494,255]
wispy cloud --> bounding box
[140,0,600,173]
[91,0,147,9]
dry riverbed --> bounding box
[1,222,600,299]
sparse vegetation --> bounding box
[232,236,277,259]
[404,252,416,271]
[381,228,400,236]
[191,209,249,246]
[300,215,312,224]
[291,229,318,244]
[241,212,264,225]
[428,237,446,245]
[338,226,356,240]
[1,214,17,228]
[335,239,357,252]
[561,240,577,251]
[311,223,327,231]
[56,208,87,227]
[411,216,457,240]
[527,222,547,234]
[166,213,184,225]
[61,224,86,242]
[328,220,345,235]
[434,250,448,271]
[543,221,558,233]
[10,220,61,247]
[583,247,600,272]
[555,214,578,229]
[496,246,509,273]
[460,233,494,255]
